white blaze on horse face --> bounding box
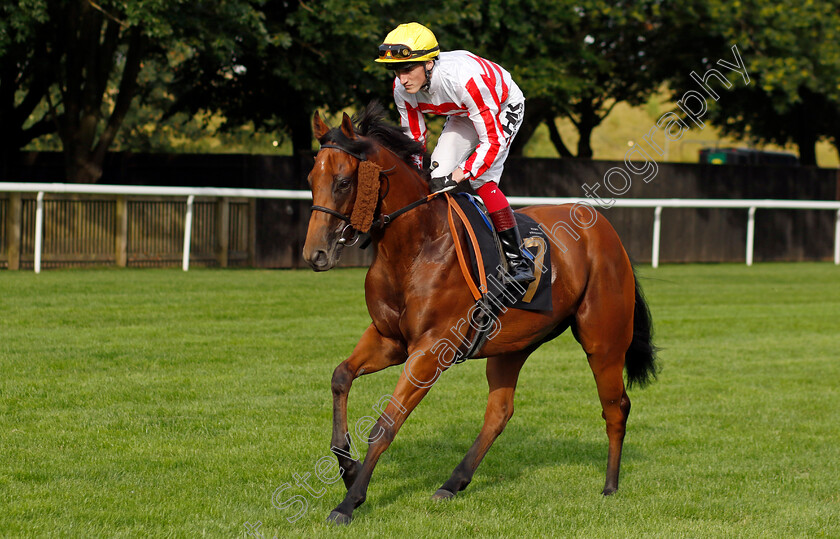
[311,159,330,196]
[303,152,352,271]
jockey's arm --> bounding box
[395,88,427,169]
[459,79,504,183]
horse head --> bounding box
[302,102,427,271]
[303,112,370,271]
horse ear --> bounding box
[312,111,330,141]
[340,112,357,140]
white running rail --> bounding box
[1,182,839,272]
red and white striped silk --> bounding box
[393,50,525,180]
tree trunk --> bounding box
[291,116,313,161]
[0,139,13,179]
[59,21,145,183]
[65,150,103,183]
[834,133,840,165]
[574,100,603,159]
[545,116,574,158]
[289,99,314,187]
[794,132,817,166]
[576,122,594,159]
[509,98,549,157]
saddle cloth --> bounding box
[452,193,553,312]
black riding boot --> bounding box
[496,225,535,287]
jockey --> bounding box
[376,22,534,286]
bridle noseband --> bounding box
[310,142,437,248]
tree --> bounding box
[0,0,267,182]
[404,0,678,158]
[163,0,683,162]
[548,0,679,158]
[665,0,840,166]
[0,2,56,174]
[167,0,389,160]
[421,0,580,157]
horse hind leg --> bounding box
[572,278,635,495]
[592,363,631,495]
[432,350,531,499]
[572,320,633,495]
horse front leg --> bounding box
[331,324,406,490]
[327,338,445,524]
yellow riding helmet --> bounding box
[375,22,440,64]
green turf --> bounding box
[1,264,838,537]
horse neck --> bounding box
[372,151,450,258]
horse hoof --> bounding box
[602,487,617,496]
[431,488,456,500]
[326,511,352,525]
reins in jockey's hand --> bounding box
[427,161,458,194]
[428,174,458,194]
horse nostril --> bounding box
[311,250,329,270]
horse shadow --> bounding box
[347,410,648,515]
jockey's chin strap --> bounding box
[310,143,440,248]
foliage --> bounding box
[4,0,840,169]
[0,0,54,171]
[166,0,390,157]
[665,0,840,165]
[0,0,268,182]
[162,0,683,159]
[379,0,685,158]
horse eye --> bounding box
[336,178,352,191]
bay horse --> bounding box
[303,102,657,525]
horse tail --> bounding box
[625,267,659,389]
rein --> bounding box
[310,143,439,245]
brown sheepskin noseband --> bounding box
[350,160,381,233]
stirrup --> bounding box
[506,259,535,286]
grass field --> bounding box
[1,264,839,537]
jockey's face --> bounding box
[395,61,433,94]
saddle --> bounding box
[444,192,554,360]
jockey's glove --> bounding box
[429,174,458,194]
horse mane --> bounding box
[318,101,425,171]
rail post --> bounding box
[115,196,128,267]
[834,209,840,265]
[182,195,194,271]
[34,192,45,273]
[746,206,756,266]
[651,206,662,268]
[247,198,257,267]
[215,197,230,268]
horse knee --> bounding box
[601,394,630,430]
[504,401,515,423]
[332,363,353,396]
[486,400,514,436]
[367,417,396,446]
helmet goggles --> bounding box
[378,43,440,61]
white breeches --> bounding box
[429,100,525,190]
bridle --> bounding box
[310,143,439,248]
